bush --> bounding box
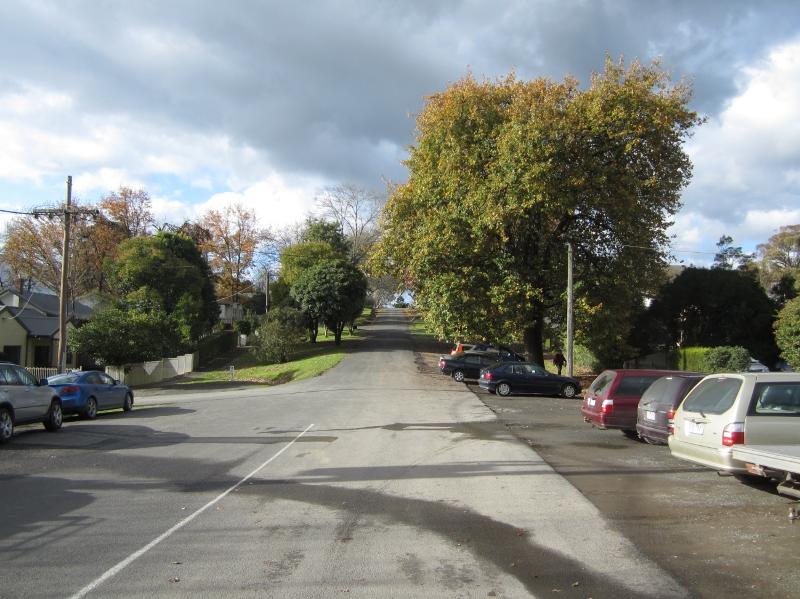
[253,307,307,364]
[775,297,800,369]
[702,346,750,373]
[235,320,252,336]
[676,347,711,372]
[196,330,238,365]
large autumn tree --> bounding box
[199,203,263,300]
[373,58,701,365]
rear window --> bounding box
[749,383,800,416]
[639,377,681,406]
[682,377,742,415]
[615,375,661,397]
[47,373,80,384]
[589,372,615,394]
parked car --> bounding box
[668,373,800,474]
[439,352,508,382]
[451,342,476,355]
[0,362,63,443]
[478,362,581,398]
[746,358,769,373]
[451,342,525,361]
[46,370,134,419]
[582,369,687,439]
[635,374,705,445]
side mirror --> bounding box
[40,378,49,386]
[114,379,120,385]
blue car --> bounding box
[46,371,134,419]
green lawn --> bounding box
[178,329,365,386]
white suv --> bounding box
[0,362,63,444]
[668,373,800,473]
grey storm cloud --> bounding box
[1,0,800,189]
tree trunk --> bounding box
[309,320,318,343]
[334,321,344,345]
[523,319,545,366]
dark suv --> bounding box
[0,362,63,444]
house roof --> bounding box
[0,289,94,320]
[0,306,62,337]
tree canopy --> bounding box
[775,297,800,369]
[373,58,701,365]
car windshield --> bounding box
[47,373,81,384]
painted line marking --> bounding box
[68,423,315,599]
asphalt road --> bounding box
[2,309,689,599]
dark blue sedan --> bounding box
[479,362,581,398]
[46,371,134,419]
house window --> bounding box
[34,345,51,367]
[2,345,21,365]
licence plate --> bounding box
[685,419,704,435]
[587,398,596,407]
[645,410,656,421]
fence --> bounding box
[26,366,83,380]
[105,352,198,386]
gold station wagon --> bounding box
[668,373,800,473]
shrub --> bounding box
[676,347,711,372]
[775,297,800,369]
[235,320,252,336]
[702,346,750,373]
[196,330,238,365]
[253,307,307,363]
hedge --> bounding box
[676,347,711,372]
[195,331,238,365]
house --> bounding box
[218,299,244,326]
[0,289,94,368]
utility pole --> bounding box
[566,242,574,378]
[264,268,271,313]
[31,176,98,372]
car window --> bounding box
[463,356,481,364]
[511,364,526,375]
[682,377,742,415]
[749,383,800,415]
[589,372,614,394]
[639,377,680,405]
[48,373,80,384]
[616,375,661,396]
[85,372,102,384]
[0,365,20,385]
[99,373,115,385]
[14,367,38,386]
[530,365,548,376]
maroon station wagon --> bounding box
[582,369,688,438]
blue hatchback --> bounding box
[46,371,134,419]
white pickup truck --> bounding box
[733,445,800,499]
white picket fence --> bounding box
[26,366,82,380]
[105,353,198,386]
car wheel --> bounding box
[83,397,98,420]
[0,408,13,444]
[452,370,466,383]
[497,382,511,397]
[561,383,578,399]
[122,393,133,412]
[43,400,63,431]
[621,429,641,441]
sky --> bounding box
[1,0,799,265]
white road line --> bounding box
[67,423,315,599]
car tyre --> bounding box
[561,383,578,399]
[452,370,466,383]
[43,400,63,431]
[83,396,98,420]
[497,382,512,397]
[642,435,664,446]
[0,408,13,444]
[122,393,133,412]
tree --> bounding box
[713,235,754,270]
[316,184,383,265]
[253,307,307,363]
[1,210,97,297]
[373,59,701,365]
[774,297,800,369]
[68,306,182,365]
[757,224,800,306]
[109,232,218,342]
[99,186,154,237]
[646,267,778,367]
[290,259,367,344]
[200,203,263,301]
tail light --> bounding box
[722,422,745,447]
[483,372,493,380]
[60,385,80,394]
[667,408,676,436]
[439,359,445,369]
[600,399,613,414]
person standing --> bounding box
[553,350,566,375]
